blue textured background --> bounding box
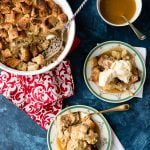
[0,0,150,149]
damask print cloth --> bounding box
[0,61,74,130]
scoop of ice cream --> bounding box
[111,60,132,83]
[99,69,116,87]
[99,60,132,87]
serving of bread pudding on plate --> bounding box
[56,112,99,150]
[90,47,140,94]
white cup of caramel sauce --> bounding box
[97,0,142,26]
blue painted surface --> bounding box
[0,0,150,149]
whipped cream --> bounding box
[99,60,132,87]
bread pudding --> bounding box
[90,47,140,94]
[56,112,99,150]
[0,0,68,71]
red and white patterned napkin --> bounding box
[0,61,74,129]
[0,37,80,130]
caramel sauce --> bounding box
[100,0,136,24]
[56,137,66,150]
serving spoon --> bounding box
[121,15,146,40]
[45,0,88,60]
[90,104,130,115]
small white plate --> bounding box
[83,41,146,103]
[47,105,112,150]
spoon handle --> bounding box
[90,104,130,115]
[100,104,130,113]
[122,16,146,40]
[65,0,88,28]
[71,0,88,21]
[128,22,146,40]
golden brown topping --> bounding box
[12,6,22,14]
[40,22,49,34]
[41,40,50,50]
[47,0,62,16]
[17,14,30,30]
[58,13,68,23]
[1,49,12,58]
[31,7,39,17]
[20,47,31,62]
[35,0,47,10]
[28,62,39,71]
[20,2,31,14]
[20,0,33,6]
[0,4,11,14]
[17,62,27,71]
[8,27,19,40]
[91,57,98,68]
[83,117,96,129]
[29,24,40,35]
[0,42,3,50]
[0,22,12,30]
[18,30,27,39]
[47,16,59,27]
[0,29,8,38]
[30,45,39,57]
[5,11,16,23]
[98,56,114,70]
[91,67,100,82]
[39,9,48,17]
[6,58,20,68]
[2,0,12,3]
[0,14,5,24]
[0,0,68,71]
[32,54,45,65]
